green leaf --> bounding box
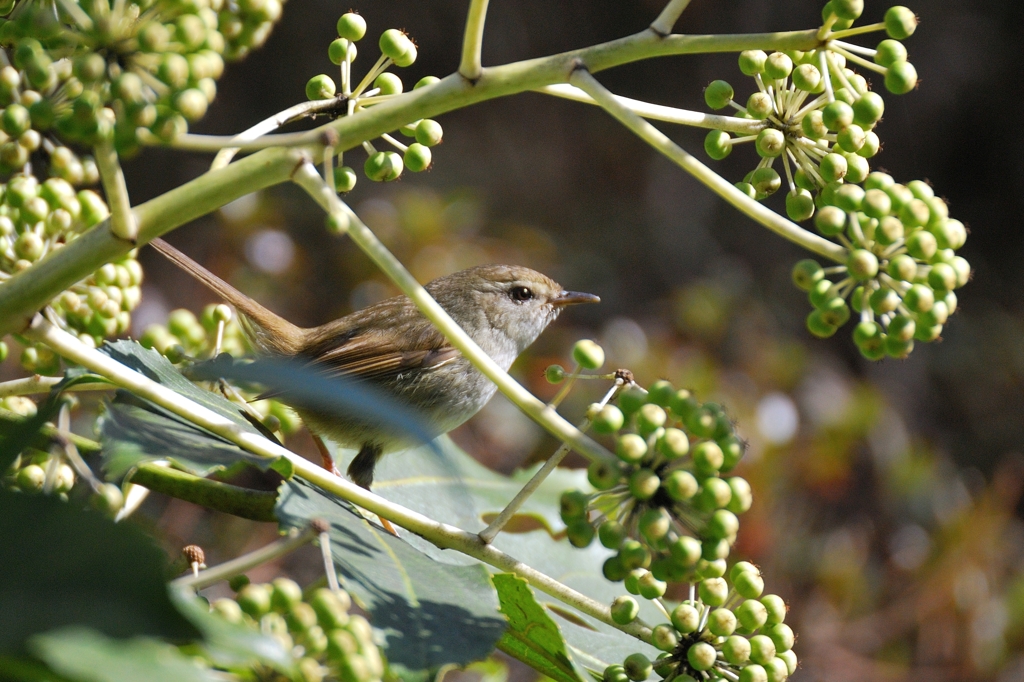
[328,436,589,563]
[492,574,584,682]
[494,532,661,677]
[275,479,506,675]
[95,340,286,479]
[0,491,199,652]
[29,627,220,682]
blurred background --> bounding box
[63,0,1024,679]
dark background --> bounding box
[124,1,1024,679]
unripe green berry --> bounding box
[847,249,878,281]
[651,624,678,652]
[373,72,403,95]
[619,540,651,571]
[708,607,738,636]
[415,76,440,89]
[637,403,666,436]
[792,259,824,291]
[573,339,605,369]
[603,664,628,682]
[746,92,774,120]
[364,151,403,181]
[704,80,734,110]
[740,664,768,682]
[415,119,443,146]
[622,653,651,681]
[832,0,863,20]
[638,570,667,599]
[657,428,689,459]
[750,167,781,197]
[17,463,45,492]
[687,642,717,671]
[559,489,589,521]
[749,635,777,665]
[329,38,350,65]
[734,570,765,599]
[801,110,827,139]
[704,130,732,160]
[672,602,701,633]
[738,50,767,76]
[629,468,660,501]
[306,74,336,100]
[588,460,620,491]
[786,189,815,222]
[566,519,596,547]
[724,636,752,665]
[761,594,787,626]
[692,440,724,474]
[403,143,432,172]
[599,520,627,549]
[875,39,907,67]
[334,165,358,193]
[791,63,821,92]
[588,404,624,436]
[766,623,795,652]
[822,101,854,131]
[237,583,272,617]
[885,6,918,39]
[699,577,729,606]
[545,364,566,383]
[616,433,648,463]
[664,469,698,501]
[756,128,785,158]
[337,13,367,41]
[763,52,793,80]
[819,153,848,183]
[726,476,753,513]
[885,60,918,95]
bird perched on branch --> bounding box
[150,237,599,493]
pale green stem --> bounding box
[94,140,138,242]
[289,163,618,468]
[568,69,846,263]
[0,374,112,397]
[0,147,309,337]
[172,526,316,590]
[650,0,693,35]
[537,84,764,135]
[478,380,624,544]
[209,98,343,169]
[827,22,886,40]
[25,315,652,644]
[460,0,490,80]
[828,43,888,75]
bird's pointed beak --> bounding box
[552,291,601,307]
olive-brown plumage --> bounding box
[150,238,598,488]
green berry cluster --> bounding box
[139,304,303,436]
[306,13,443,192]
[792,172,968,358]
[605,563,795,682]
[560,378,752,585]
[1,394,126,514]
[0,0,279,155]
[211,577,385,682]
[699,5,964,356]
[0,168,145,373]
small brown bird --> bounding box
[150,238,599,492]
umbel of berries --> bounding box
[560,379,752,585]
[791,172,969,359]
[606,563,796,682]
[0,0,283,154]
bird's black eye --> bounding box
[509,286,534,302]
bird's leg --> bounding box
[312,434,343,477]
[314,437,398,536]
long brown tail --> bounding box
[149,237,306,355]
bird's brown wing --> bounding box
[255,313,460,400]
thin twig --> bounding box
[460,0,490,80]
[568,68,846,263]
[94,140,138,242]
[171,526,316,590]
[650,0,693,36]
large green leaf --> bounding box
[96,340,288,479]
[275,479,507,675]
[29,627,220,682]
[0,491,199,652]
[494,532,661,678]
[327,436,589,564]
[492,574,584,682]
